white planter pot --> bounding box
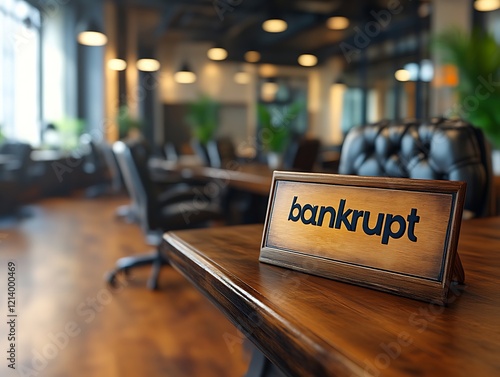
[492,149,500,176]
[267,152,282,170]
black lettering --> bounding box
[334,199,353,231]
[318,206,336,228]
[362,211,384,235]
[351,210,364,231]
[381,214,406,245]
[407,208,420,242]
[288,196,301,222]
[300,204,317,225]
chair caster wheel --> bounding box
[106,271,119,288]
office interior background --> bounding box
[1,0,500,376]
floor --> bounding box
[0,194,249,377]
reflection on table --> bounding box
[163,216,500,377]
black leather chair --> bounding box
[283,137,321,172]
[339,118,494,218]
[106,140,220,289]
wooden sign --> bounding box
[260,171,466,304]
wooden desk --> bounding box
[150,158,273,196]
[162,217,500,377]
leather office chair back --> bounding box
[283,137,321,172]
[113,141,152,236]
[339,118,494,217]
[207,137,237,169]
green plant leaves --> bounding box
[434,28,500,147]
[258,101,304,153]
[186,94,220,145]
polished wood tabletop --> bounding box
[162,217,500,377]
[150,157,274,195]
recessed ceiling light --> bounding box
[207,47,228,61]
[326,16,349,30]
[262,18,287,33]
[395,69,411,82]
[107,58,127,71]
[474,0,500,11]
[298,54,317,67]
[136,58,160,72]
[245,51,261,63]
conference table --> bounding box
[161,215,500,377]
[149,157,275,196]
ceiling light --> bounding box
[326,16,350,30]
[207,47,228,61]
[474,0,500,11]
[234,71,250,84]
[262,18,287,33]
[136,58,160,72]
[76,20,107,46]
[395,69,411,82]
[174,63,196,84]
[298,54,317,67]
[245,51,261,63]
[261,79,279,102]
[107,58,127,71]
[259,64,278,77]
[77,31,107,46]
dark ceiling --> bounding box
[112,0,428,65]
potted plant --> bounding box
[434,28,500,171]
[116,105,143,140]
[54,118,85,150]
[186,94,220,165]
[258,101,304,169]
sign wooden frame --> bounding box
[260,171,466,305]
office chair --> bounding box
[283,137,321,172]
[339,118,494,218]
[106,140,220,289]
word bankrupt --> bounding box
[287,196,420,245]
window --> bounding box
[0,0,41,145]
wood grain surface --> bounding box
[163,217,500,377]
[150,158,273,196]
[261,172,466,304]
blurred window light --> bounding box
[420,59,434,82]
[403,63,419,81]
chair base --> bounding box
[105,249,167,290]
